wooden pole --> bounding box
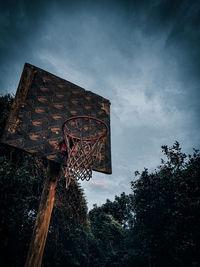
[25,161,60,267]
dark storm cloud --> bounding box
[0,0,50,91]
[0,0,86,91]
[0,0,200,208]
[1,0,200,92]
[0,0,200,86]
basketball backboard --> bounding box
[0,63,111,174]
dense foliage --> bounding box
[124,142,200,267]
[0,94,199,266]
[0,95,88,266]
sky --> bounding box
[0,0,200,209]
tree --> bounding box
[125,142,200,267]
[0,150,45,266]
[90,192,134,229]
[89,208,126,266]
[0,94,88,266]
[0,94,13,134]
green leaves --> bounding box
[128,143,200,267]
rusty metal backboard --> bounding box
[0,63,111,174]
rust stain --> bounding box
[40,87,49,92]
[32,121,42,126]
[72,90,80,94]
[53,115,62,120]
[49,140,59,150]
[71,100,79,105]
[97,130,106,137]
[98,154,105,161]
[100,102,110,115]
[42,77,51,82]
[56,94,65,98]
[101,136,107,142]
[7,127,16,134]
[38,97,47,103]
[97,154,102,161]
[29,134,40,141]
[54,104,63,109]
[51,127,60,132]
[85,105,92,110]
[35,108,45,113]
[83,125,89,131]
[47,154,57,160]
[51,128,60,134]
[69,121,76,126]
[26,149,38,153]
[70,110,77,115]
[58,84,65,88]
[7,119,20,134]
[97,166,106,172]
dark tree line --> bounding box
[0,94,199,266]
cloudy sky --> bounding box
[1,0,200,209]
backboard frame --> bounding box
[0,63,112,174]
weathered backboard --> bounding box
[0,63,111,174]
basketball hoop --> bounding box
[62,116,108,188]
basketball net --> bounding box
[62,116,108,188]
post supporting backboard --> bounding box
[24,161,60,267]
